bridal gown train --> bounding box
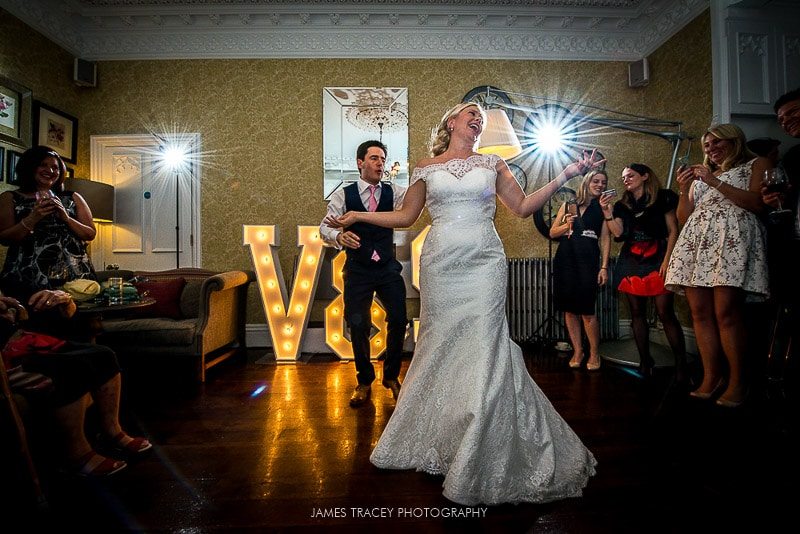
[369,154,597,506]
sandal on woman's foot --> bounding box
[586,357,602,371]
[74,451,127,477]
[568,355,584,369]
[110,432,153,455]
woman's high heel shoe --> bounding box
[689,378,725,400]
[715,389,748,408]
[586,356,602,371]
[568,354,584,369]
[639,356,655,379]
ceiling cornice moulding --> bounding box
[0,0,709,61]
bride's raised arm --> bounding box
[324,179,427,230]
[496,150,605,218]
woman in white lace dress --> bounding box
[665,124,770,407]
[325,102,601,505]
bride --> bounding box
[325,102,601,506]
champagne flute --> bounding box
[763,168,792,223]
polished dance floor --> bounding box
[10,345,799,532]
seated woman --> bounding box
[1,291,151,477]
[0,145,97,298]
[550,170,611,371]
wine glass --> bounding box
[47,262,69,288]
[763,168,792,224]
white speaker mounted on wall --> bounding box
[628,58,649,88]
[74,58,97,87]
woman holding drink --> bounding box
[665,124,770,406]
[550,170,611,371]
[0,146,97,301]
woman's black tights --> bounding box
[626,292,687,380]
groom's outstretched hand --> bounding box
[336,231,361,249]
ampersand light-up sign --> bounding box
[243,225,325,361]
[245,224,432,361]
[324,250,388,359]
[411,226,430,342]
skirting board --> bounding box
[246,324,416,354]
[246,322,697,355]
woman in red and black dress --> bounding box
[599,163,687,382]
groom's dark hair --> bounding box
[357,140,387,161]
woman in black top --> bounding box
[599,163,687,381]
[0,146,96,299]
[550,170,611,371]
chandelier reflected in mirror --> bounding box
[331,87,408,138]
[323,87,409,200]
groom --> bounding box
[320,140,408,407]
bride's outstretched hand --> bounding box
[563,149,607,179]
[324,211,360,229]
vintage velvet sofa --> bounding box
[95,268,254,382]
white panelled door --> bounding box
[90,134,201,271]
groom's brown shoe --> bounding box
[382,379,401,400]
[349,385,371,407]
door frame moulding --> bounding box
[90,133,203,269]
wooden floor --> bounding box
[9,346,800,532]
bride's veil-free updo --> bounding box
[429,102,487,157]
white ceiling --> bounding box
[1,0,710,61]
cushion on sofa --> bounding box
[133,278,186,319]
[100,317,197,346]
[180,280,203,319]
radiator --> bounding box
[506,258,619,343]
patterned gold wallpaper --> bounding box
[1,8,712,323]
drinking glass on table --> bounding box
[107,277,125,305]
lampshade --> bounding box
[64,177,114,222]
[477,108,522,160]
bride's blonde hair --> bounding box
[429,102,486,157]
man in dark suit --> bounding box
[320,140,408,407]
[762,89,800,385]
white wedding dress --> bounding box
[370,154,597,506]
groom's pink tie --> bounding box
[368,185,380,262]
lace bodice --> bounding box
[410,154,501,227]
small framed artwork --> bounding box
[34,101,78,163]
[0,75,33,148]
[6,149,22,185]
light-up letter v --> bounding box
[244,225,324,361]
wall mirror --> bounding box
[323,87,408,200]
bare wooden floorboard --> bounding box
[7,347,799,532]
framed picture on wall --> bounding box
[34,101,78,163]
[6,149,22,185]
[0,75,33,148]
